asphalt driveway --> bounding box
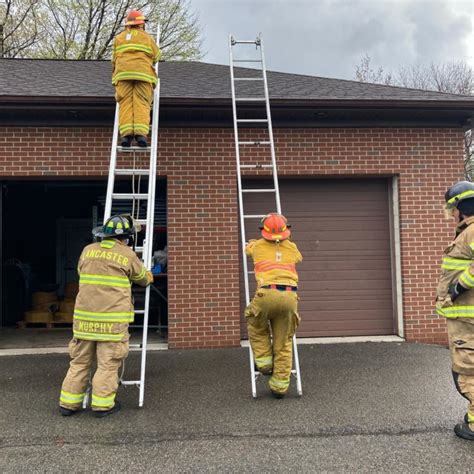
[0,342,471,472]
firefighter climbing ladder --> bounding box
[84,28,161,408]
[229,34,303,398]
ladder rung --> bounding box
[244,214,267,219]
[117,146,151,152]
[233,59,262,63]
[241,189,276,193]
[234,77,264,81]
[129,343,142,348]
[112,193,148,200]
[239,164,273,168]
[235,98,266,102]
[232,40,260,44]
[121,380,141,386]
[115,169,150,176]
[134,219,148,225]
[134,246,144,253]
[134,310,145,314]
[237,119,268,123]
[248,271,255,274]
[238,141,271,145]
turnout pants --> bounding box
[115,80,153,138]
[447,319,474,429]
[245,288,300,394]
[59,338,129,411]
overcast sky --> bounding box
[190,0,473,80]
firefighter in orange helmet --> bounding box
[59,215,153,417]
[112,9,160,148]
[245,213,303,398]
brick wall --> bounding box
[0,126,465,346]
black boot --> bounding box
[93,401,121,418]
[454,422,474,441]
[271,391,285,399]
[120,135,133,147]
[135,135,148,148]
[59,406,80,417]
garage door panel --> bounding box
[299,270,391,283]
[296,258,391,271]
[301,299,393,311]
[240,178,395,338]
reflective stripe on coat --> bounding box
[436,216,474,319]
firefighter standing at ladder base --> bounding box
[245,213,302,398]
[436,181,474,440]
[59,215,153,417]
[112,9,160,148]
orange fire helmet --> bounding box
[260,213,291,241]
[125,10,147,26]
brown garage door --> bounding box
[240,178,395,338]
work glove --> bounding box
[448,282,468,302]
[146,271,154,284]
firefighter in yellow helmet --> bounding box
[112,9,160,148]
[245,213,303,398]
[436,181,474,440]
[59,215,153,417]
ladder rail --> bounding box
[104,106,120,221]
[138,27,161,407]
[229,34,251,306]
[259,35,282,215]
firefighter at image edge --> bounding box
[245,213,303,398]
[59,215,153,417]
[436,180,474,440]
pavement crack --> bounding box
[0,426,451,449]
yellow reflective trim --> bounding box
[468,413,474,423]
[269,376,290,391]
[100,240,116,249]
[460,270,474,288]
[447,190,474,208]
[74,309,134,323]
[113,71,157,84]
[80,274,130,286]
[73,330,124,341]
[438,306,474,318]
[60,390,85,403]
[91,393,115,407]
[441,257,471,270]
[255,356,273,366]
[115,44,152,54]
[131,267,146,282]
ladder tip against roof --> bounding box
[229,33,302,398]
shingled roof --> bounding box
[1,58,473,104]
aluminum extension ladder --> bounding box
[86,28,161,408]
[229,34,302,398]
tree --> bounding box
[0,0,43,58]
[0,0,202,60]
[354,54,473,95]
[36,0,202,60]
[355,54,393,86]
[354,54,474,179]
